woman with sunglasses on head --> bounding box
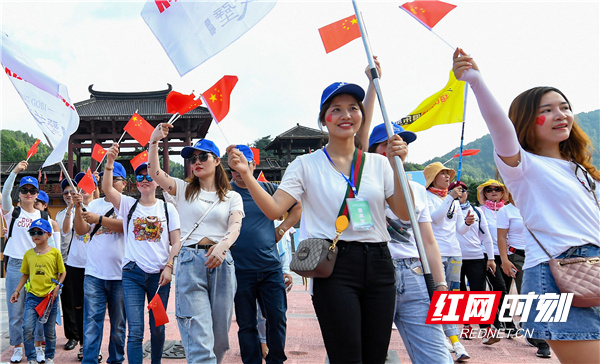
[102,144,181,364]
[454,48,600,363]
[2,161,44,363]
[147,128,244,364]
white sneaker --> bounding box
[44,359,54,364]
[35,346,45,363]
[481,327,501,345]
[445,337,455,353]
[27,361,37,364]
[11,347,23,363]
[453,342,470,362]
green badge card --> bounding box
[346,198,374,231]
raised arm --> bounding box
[102,144,122,209]
[356,56,381,150]
[2,161,28,215]
[148,123,178,196]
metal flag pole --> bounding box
[352,0,435,298]
[456,86,469,181]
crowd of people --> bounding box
[2,50,599,364]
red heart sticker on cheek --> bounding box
[536,115,546,126]
[326,114,332,122]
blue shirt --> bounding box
[230,181,281,272]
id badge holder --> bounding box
[346,198,374,231]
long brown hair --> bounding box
[318,93,366,149]
[508,86,600,181]
[184,155,231,202]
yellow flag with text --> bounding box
[401,70,466,132]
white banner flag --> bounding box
[1,33,80,168]
[141,0,277,76]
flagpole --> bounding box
[167,113,180,125]
[200,95,232,146]
[352,0,435,298]
[456,86,469,181]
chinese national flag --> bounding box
[318,15,362,54]
[166,91,203,115]
[124,113,154,147]
[78,168,96,195]
[26,139,41,160]
[130,150,149,171]
[91,143,107,163]
[452,149,480,158]
[201,76,238,122]
[147,293,169,326]
[250,148,260,165]
[400,1,457,30]
[35,293,51,317]
[257,171,268,183]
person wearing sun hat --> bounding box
[147,125,244,363]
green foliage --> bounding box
[0,130,53,162]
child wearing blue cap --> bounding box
[10,218,66,364]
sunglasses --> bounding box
[29,230,46,236]
[113,177,126,182]
[19,187,39,195]
[62,190,74,196]
[461,188,468,193]
[136,175,153,182]
[574,162,597,194]
[484,187,503,193]
[186,153,211,164]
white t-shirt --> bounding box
[457,205,494,260]
[426,192,466,257]
[481,207,501,255]
[172,178,244,246]
[496,203,526,252]
[3,207,41,259]
[280,149,394,243]
[56,208,74,261]
[387,181,431,259]
[119,195,180,274]
[84,198,125,280]
[495,148,600,269]
[65,206,91,269]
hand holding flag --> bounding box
[26,139,41,161]
[124,113,154,147]
[318,15,362,53]
[148,293,169,326]
[35,293,52,317]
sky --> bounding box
[1,0,599,167]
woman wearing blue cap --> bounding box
[228,80,409,363]
[148,127,244,364]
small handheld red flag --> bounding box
[148,293,169,326]
[38,169,42,181]
[35,293,51,317]
[59,169,63,182]
[26,139,41,161]
[452,149,480,158]
[400,1,457,30]
[78,168,96,195]
[201,76,238,122]
[166,91,203,115]
[130,150,149,172]
[124,113,154,147]
[318,15,362,54]
[250,148,260,165]
[44,172,48,185]
[257,171,268,183]
[92,143,107,163]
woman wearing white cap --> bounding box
[147,130,244,364]
[228,81,409,363]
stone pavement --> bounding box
[1,273,559,363]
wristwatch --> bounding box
[278,228,285,236]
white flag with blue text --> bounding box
[141,0,277,76]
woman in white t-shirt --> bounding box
[496,194,527,292]
[102,144,181,364]
[228,82,409,363]
[148,129,244,364]
[454,48,600,362]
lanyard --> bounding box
[323,148,358,197]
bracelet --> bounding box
[98,216,103,226]
[105,166,114,171]
[65,214,72,217]
[434,282,448,288]
[165,263,174,270]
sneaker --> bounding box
[445,337,455,353]
[536,341,552,358]
[45,360,54,364]
[11,347,23,363]
[77,347,83,361]
[526,337,540,347]
[35,347,45,363]
[482,327,501,345]
[460,325,473,340]
[453,342,470,362]
[98,350,103,363]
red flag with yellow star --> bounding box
[201,76,238,123]
[166,91,203,115]
[35,293,51,317]
[257,171,268,183]
[78,168,96,195]
[400,1,456,29]
[130,150,149,172]
[124,113,154,147]
[318,15,362,54]
[26,139,41,161]
[91,143,107,163]
[148,293,169,326]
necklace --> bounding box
[35,246,50,256]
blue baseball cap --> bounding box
[181,139,220,159]
[235,145,254,163]
[29,218,52,234]
[19,176,39,189]
[134,163,148,175]
[99,161,127,180]
[368,123,417,148]
[36,190,49,204]
[320,82,365,109]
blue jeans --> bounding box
[24,293,58,361]
[393,258,453,364]
[82,275,126,364]
[122,261,170,364]
[235,269,287,364]
[441,256,462,337]
[175,246,236,364]
[6,257,25,346]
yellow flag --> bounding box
[401,70,466,132]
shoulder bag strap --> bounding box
[525,224,553,260]
[89,208,115,240]
[179,198,220,244]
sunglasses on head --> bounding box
[484,187,503,193]
[136,175,153,182]
[186,153,211,164]
[29,230,46,236]
[19,187,39,195]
